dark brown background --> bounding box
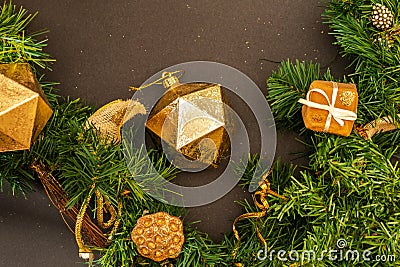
[0,1,350,266]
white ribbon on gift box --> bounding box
[298,82,357,132]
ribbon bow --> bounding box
[298,82,357,132]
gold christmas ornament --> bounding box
[86,99,146,143]
[145,72,230,166]
[131,211,184,262]
[0,63,53,152]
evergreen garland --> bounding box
[0,0,399,266]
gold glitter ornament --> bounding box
[131,212,184,262]
[0,63,53,152]
[145,72,230,167]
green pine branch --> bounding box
[267,60,335,130]
[0,1,54,70]
[1,1,400,266]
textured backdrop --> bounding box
[1,1,350,266]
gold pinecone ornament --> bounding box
[131,212,184,262]
[371,3,393,30]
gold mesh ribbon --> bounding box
[75,99,145,261]
[356,114,399,140]
[232,170,286,265]
[86,99,146,143]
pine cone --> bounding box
[375,35,395,48]
[371,3,393,30]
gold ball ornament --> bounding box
[0,63,53,152]
[131,212,184,262]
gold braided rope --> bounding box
[109,201,123,240]
[75,185,95,261]
[232,170,286,265]
[75,186,123,261]
[95,190,117,229]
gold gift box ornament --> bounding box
[144,72,230,167]
[298,80,358,137]
[0,63,53,152]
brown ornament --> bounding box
[145,72,230,167]
[131,212,184,262]
[0,63,53,152]
[298,80,358,137]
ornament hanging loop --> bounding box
[129,70,184,91]
[162,71,181,88]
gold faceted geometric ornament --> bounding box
[0,63,53,152]
[131,212,184,262]
[145,72,230,166]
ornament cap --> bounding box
[162,72,180,89]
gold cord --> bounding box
[109,201,123,240]
[76,186,123,261]
[232,170,286,263]
[95,190,117,228]
[75,185,95,260]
